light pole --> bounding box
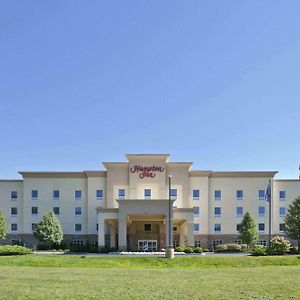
[166,175,174,258]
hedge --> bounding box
[0,245,32,256]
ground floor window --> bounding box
[256,240,267,246]
[194,240,201,247]
[138,240,157,251]
[11,239,20,245]
[212,240,223,249]
[72,240,84,246]
[173,240,179,248]
[234,240,242,245]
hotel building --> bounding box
[0,154,299,251]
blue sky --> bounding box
[1,1,300,179]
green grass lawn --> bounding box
[0,255,299,299]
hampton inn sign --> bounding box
[130,165,165,179]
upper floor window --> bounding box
[258,190,265,200]
[75,207,82,216]
[279,223,285,232]
[214,190,221,201]
[194,224,200,232]
[193,206,200,217]
[32,206,38,215]
[53,207,60,215]
[118,189,125,200]
[144,189,151,199]
[279,191,286,201]
[214,223,221,232]
[193,189,200,200]
[32,223,37,232]
[236,190,243,200]
[96,189,103,200]
[11,207,18,216]
[170,189,177,199]
[258,223,265,232]
[236,207,243,217]
[32,190,38,200]
[144,224,151,231]
[259,206,265,217]
[53,190,60,200]
[11,191,18,200]
[75,224,82,232]
[236,224,241,232]
[75,190,82,200]
[11,223,18,232]
[214,207,221,217]
[279,207,286,217]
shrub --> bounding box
[266,236,291,255]
[240,244,248,251]
[251,245,267,256]
[194,247,203,253]
[175,247,184,252]
[0,245,32,256]
[226,243,241,252]
[215,244,227,252]
[183,247,193,253]
[288,246,299,255]
[203,248,209,252]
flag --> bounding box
[265,181,271,203]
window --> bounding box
[32,223,37,232]
[256,240,267,246]
[214,207,221,217]
[193,189,200,200]
[96,224,99,231]
[96,189,103,200]
[53,190,60,200]
[172,226,178,232]
[170,189,177,199]
[214,224,221,232]
[11,207,18,216]
[279,191,286,200]
[118,189,125,200]
[236,224,241,232]
[75,207,82,216]
[32,190,38,199]
[212,240,223,248]
[194,224,200,232]
[53,207,60,215]
[259,206,265,217]
[11,191,18,200]
[195,240,201,247]
[234,240,242,245]
[11,223,18,231]
[258,223,265,232]
[279,207,286,217]
[279,223,285,232]
[11,239,20,245]
[193,206,200,217]
[75,190,82,200]
[144,224,151,231]
[31,206,38,215]
[144,189,151,199]
[214,190,221,201]
[236,190,243,200]
[73,240,84,246]
[259,190,265,200]
[236,207,243,217]
[75,224,82,232]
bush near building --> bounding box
[0,245,32,256]
[215,243,242,253]
[251,245,267,256]
[266,236,291,255]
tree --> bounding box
[284,195,300,251]
[0,209,8,239]
[239,212,258,248]
[35,211,63,247]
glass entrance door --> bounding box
[138,240,157,251]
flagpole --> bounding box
[268,179,272,248]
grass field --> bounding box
[0,255,299,299]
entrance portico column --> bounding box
[98,213,105,248]
[110,224,116,248]
[118,214,127,251]
[179,225,185,247]
[187,222,194,247]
